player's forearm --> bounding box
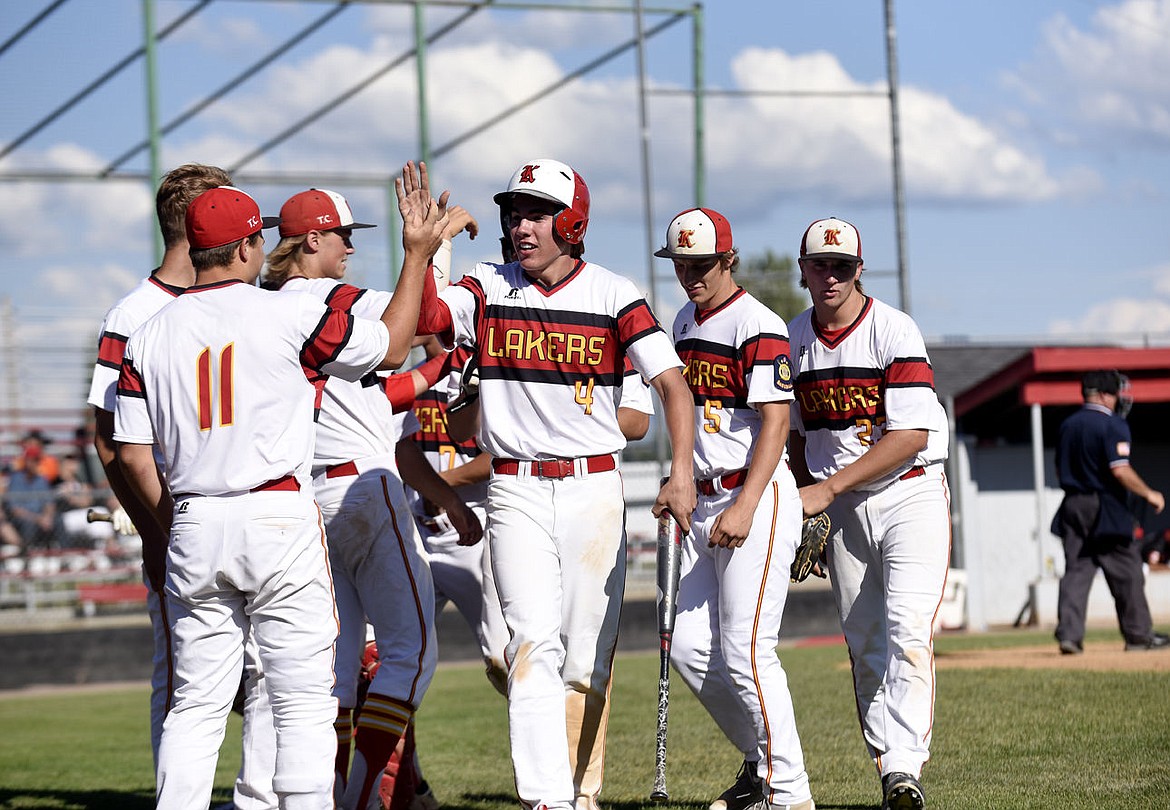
[96,409,171,553]
[396,439,465,513]
[787,431,815,488]
[439,452,492,488]
[824,428,928,497]
[737,403,789,510]
[656,372,696,483]
[377,247,432,369]
[116,442,174,535]
[1113,465,1161,505]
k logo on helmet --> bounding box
[518,165,538,184]
[822,229,842,247]
[676,229,696,249]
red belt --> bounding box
[325,460,359,479]
[250,474,300,493]
[696,468,749,496]
[899,465,925,481]
[492,454,616,480]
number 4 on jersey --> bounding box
[574,377,595,415]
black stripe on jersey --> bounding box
[324,283,366,312]
[796,365,883,385]
[886,356,936,390]
[301,308,355,372]
[616,300,665,349]
[96,330,130,369]
[479,364,623,388]
[482,303,618,330]
[692,391,750,409]
[676,337,737,360]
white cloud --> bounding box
[1017,0,1170,145]
[1048,264,1170,337]
[701,48,1066,207]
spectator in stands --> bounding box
[1,467,25,558]
[11,430,61,485]
[5,457,57,550]
[54,454,112,549]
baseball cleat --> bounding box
[709,760,763,810]
[1058,639,1083,655]
[882,772,924,810]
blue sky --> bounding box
[3,0,1170,357]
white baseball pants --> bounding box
[314,455,437,710]
[825,465,951,779]
[420,505,509,694]
[671,473,813,807]
[487,467,626,810]
[156,490,338,810]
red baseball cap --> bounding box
[278,188,376,238]
[654,208,733,259]
[185,186,279,249]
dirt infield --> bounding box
[935,641,1170,672]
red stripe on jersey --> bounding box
[616,299,665,347]
[887,357,935,388]
[301,308,355,372]
[117,357,145,399]
[677,340,746,402]
[742,333,791,371]
[324,283,364,313]
[220,344,235,426]
[410,388,479,455]
[794,369,885,423]
[197,348,213,431]
[480,313,621,379]
[96,331,128,369]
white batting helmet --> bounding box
[494,158,590,245]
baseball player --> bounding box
[787,217,950,810]
[86,163,232,773]
[657,208,815,810]
[262,185,479,810]
[413,158,696,810]
[114,175,447,810]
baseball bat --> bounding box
[650,507,684,802]
[86,509,113,523]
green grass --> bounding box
[2,628,1169,809]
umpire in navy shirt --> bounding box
[1053,370,1168,654]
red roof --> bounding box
[953,346,1170,417]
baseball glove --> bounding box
[791,512,831,583]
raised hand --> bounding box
[395,161,449,262]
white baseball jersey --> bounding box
[787,296,948,490]
[114,280,390,496]
[86,270,184,770]
[672,287,793,478]
[619,355,655,416]
[439,259,681,459]
[88,273,185,414]
[279,277,407,470]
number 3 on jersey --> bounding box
[197,344,235,430]
[574,377,595,415]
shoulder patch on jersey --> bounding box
[1117,441,1131,457]
[774,355,793,392]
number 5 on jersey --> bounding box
[197,344,235,430]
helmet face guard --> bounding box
[494,159,590,246]
[1117,373,1134,418]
